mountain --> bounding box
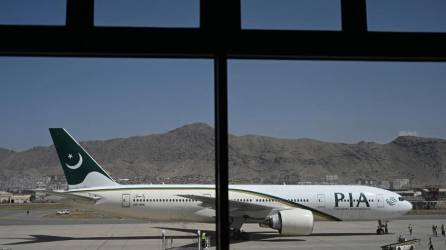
[0,123,445,189]
[0,147,15,160]
[228,134,446,185]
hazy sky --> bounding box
[1,0,446,151]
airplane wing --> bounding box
[30,189,102,205]
[178,194,340,221]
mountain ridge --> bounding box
[0,123,444,189]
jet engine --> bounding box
[260,208,314,235]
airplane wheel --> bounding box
[230,229,249,240]
[240,232,250,240]
[376,228,384,235]
[230,229,241,240]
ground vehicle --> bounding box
[56,209,70,215]
[381,239,419,250]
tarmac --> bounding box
[0,208,445,250]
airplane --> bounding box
[44,128,412,238]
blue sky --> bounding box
[1,1,446,150]
[229,61,446,143]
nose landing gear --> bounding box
[377,220,389,235]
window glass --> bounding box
[228,60,446,247]
[367,0,446,32]
[0,0,66,25]
[242,0,341,30]
[95,0,199,27]
[0,58,215,229]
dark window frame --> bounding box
[1,1,446,249]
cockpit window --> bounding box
[398,197,405,201]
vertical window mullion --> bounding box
[214,53,230,250]
[341,0,368,32]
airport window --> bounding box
[0,0,66,25]
[1,1,446,250]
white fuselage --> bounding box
[67,184,412,223]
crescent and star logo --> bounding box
[386,197,397,206]
[65,153,83,170]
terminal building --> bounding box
[0,191,31,204]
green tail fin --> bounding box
[49,128,118,190]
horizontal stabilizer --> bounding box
[30,189,101,205]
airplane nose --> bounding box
[405,201,413,212]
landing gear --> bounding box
[377,220,389,235]
[229,217,249,240]
[230,228,250,240]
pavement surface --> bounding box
[0,208,445,250]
